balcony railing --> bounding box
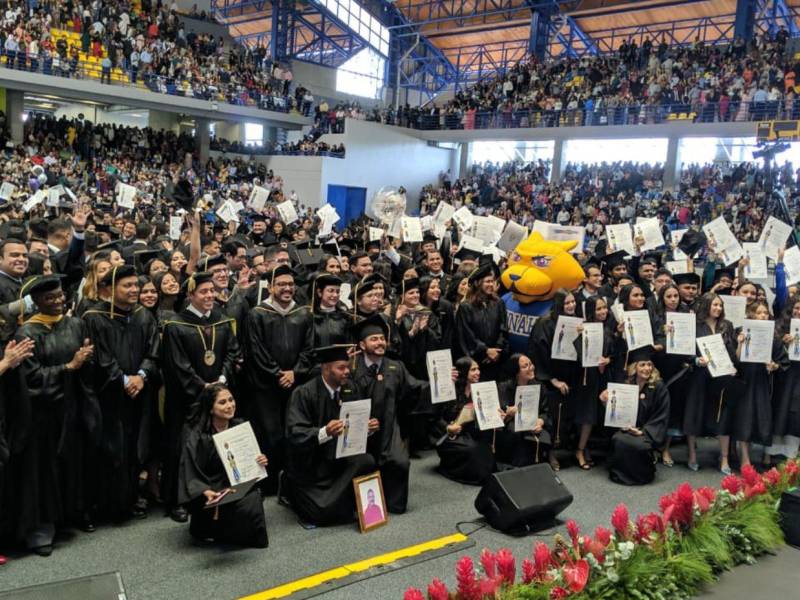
[383,101,796,131]
[0,50,294,114]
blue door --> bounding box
[326,185,366,226]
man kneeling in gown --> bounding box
[602,347,670,485]
[178,383,269,547]
[285,345,376,525]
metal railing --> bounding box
[0,49,297,115]
[379,100,799,131]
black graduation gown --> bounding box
[312,305,350,346]
[398,310,444,380]
[351,356,414,513]
[215,290,250,340]
[608,380,670,485]
[244,303,314,482]
[456,298,509,381]
[527,317,577,446]
[178,418,268,548]
[435,392,497,485]
[351,308,402,359]
[773,348,800,438]
[4,317,96,540]
[572,321,615,426]
[82,303,160,517]
[285,377,376,525]
[0,272,24,343]
[430,298,456,356]
[732,336,788,445]
[683,320,738,437]
[497,380,552,466]
[651,308,694,432]
[160,308,240,508]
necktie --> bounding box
[333,390,341,404]
[368,363,379,377]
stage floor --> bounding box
[0,438,793,599]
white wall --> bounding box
[213,121,243,143]
[290,60,386,107]
[54,103,149,128]
[319,118,456,212]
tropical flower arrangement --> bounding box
[403,459,800,600]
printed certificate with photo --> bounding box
[622,310,654,350]
[789,319,800,362]
[550,315,583,361]
[742,243,768,280]
[581,322,604,367]
[696,334,736,378]
[426,350,456,404]
[739,319,775,365]
[513,385,541,432]
[470,381,504,431]
[664,312,696,356]
[212,421,267,487]
[336,399,371,459]
[603,383,639,429]
[720,295,747,329]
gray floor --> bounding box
[0,439,791,600]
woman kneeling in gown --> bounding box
[436,357,497,484]
[178,383,269,547]
[602,347,670,485]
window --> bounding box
[245,122,264,147]
[336,48,385,99]
[313,0,390,57]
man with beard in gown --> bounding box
[456,259,509,381]
[8,276,95,556]
[161,272,240,522]
[82,265,160,521]
[245,265,313,490]
[285,345,376,525]
[350,315,418,514]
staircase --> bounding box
[48,28,134,85]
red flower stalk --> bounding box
[455,556,480,600]
[741,464,760,487]
[403,588,424,600]
[495,548,516,585]
[533,542,553,577]
[563,559,590,593]
[611,503,630,538]
[764,467,781,488]
[584,538,606,563]
[550,586,569,599]
[478,576,499,597]
[566,519,580,549]
[745,480,767,498]
[785,460,800,484]
[594,526,612,547]
[694,486,716,513]
[480,548,496,579]
[522,558,536,584]
[721,474,743,495]
[427,578,449,600]
[674,482,695,526]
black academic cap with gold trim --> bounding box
[98,265,137,287]
[262,264,296,284]
[315,344,353,363]
[351,313,389,341]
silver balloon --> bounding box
[368,186,407,225]
[38,173,48,185]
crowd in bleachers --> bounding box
[0,0,304,113]
[210,135,345,158]
[373,29,800,130]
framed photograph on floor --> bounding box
[353,472,388,533]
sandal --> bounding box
[662,452,675,467]
[575,449,592,470]
[584,449,596,466]
[549,456,561,472]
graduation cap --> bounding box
[713,266,736,284]
[314,273,343,289]
[98,264,137,287]
[422,231,439,244]
[468,255,500,284]
[677,229,706,258]
[352,276,379,299]
[249,212,267,223]
[314,344,354,364]
[290,240,324,267]
[136,249,166,273]
[454,245,482,262]
[627,345,654,364]
[183,271,215,292]
[199,254,226,271]
[639,252,662,268]
[600,249,628,274]
[28,217,49,239]
[168,178,195,210]
[247,246,266,260]
[97,240,122,253]
[673,272,701,286]
[351,313,389,341]
[398,277,420,296]
[262,264,296,284]
[24,274,66,297]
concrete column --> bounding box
[550,138,564,182]
[196,117,211,163]
[6,89,24,144]
[263,125,277,145]
[663,135,680,192]
[458,142,470,178]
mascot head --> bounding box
[501,232,586,304]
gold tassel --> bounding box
[555,401,562,446]
[535,436,540,463]
[492,429,496,454]
[583,368,587,386]
[213,506,219,521]
[716,388,726,423]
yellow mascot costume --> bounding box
[501,232,586,353]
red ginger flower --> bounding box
[594,526,612,547]
[694,486,716,513]
[764,467,781,488]
[455,556,480,600]
[521,558,536,584]
[495,548,516,585]
[611,503,630,538]
[480,548,496,579]
[479,576,499,597]
[745,480,767,498]
[566,520,580,548]
[427,578,449,600]
[403,588,424,600]
[563,559,590,593]
[584,537,607,563]
[533,542,553,576]
[785,460,800,484]
[550,587,569,599]
[742,463,760,486]
[721,474,743,495]
[674,482,695,525]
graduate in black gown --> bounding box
[731,300,787,468]
[435,357,497,485]
[311,273,350,346]
[768,297,800,461]
[395,277,443,380]
[603,347,670,485]
[420,275,456,353]
[178,383,268,548]
[199,254,250,338]
[82,265,160,521]
[284,345,377,525]
[9,276,95,555]
[455,259,509,382]
[497,353,551,467]
[351,315,419,513]
[244,265,314,488]
[161,272,240,521]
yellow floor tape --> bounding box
[241,532,468,600]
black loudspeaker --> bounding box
[0,572,126,600]
[779,488,800,547]
[475,464,573,535]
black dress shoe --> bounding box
[32,545,53,557]
[130,506,148,520]
[79,519,96,533]
[169,507,188,523]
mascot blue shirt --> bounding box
[503,293,553,354]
